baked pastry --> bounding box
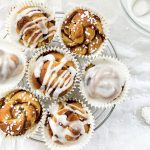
[0,90,42,136]
[0,49,23,81]
[32,51,77,98]
[82,57,130,107]
[45,101,91,144]
[15,6,56,48]
[61,8,105,55]
[84,64,124,101]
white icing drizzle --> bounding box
[34,54,76,98]
[25,29,41,46]
[16,7,56,48]
[16,7,44,21]
[39,26,56,42]
[30,26,56,48]
[48,102,89,144]
[84,64,124,100]
[0,50,20,80]
[21,17,45,36]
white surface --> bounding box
[0,0,150,150]
[141,107,150,125]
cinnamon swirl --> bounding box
[85,64,123,100]
[15,5,56,48]
[0,90,42,136]
[32,51,77,98]
[82,57,129,107]
[61,8,105,55]
[45,101,91,144]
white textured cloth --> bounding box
[0,0,150,150]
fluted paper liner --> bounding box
[26,46,81,101]
[80,56,130,108]
[58,6,110,60]
[6,0,56,51]
[0,40,27,91]
[0,86,46,139]
[42,98,95,150]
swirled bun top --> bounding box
[83,57,128,105]
[0,90,42,136]
[61,8,105,55]
[84,64,124,101]
[46,101,91,145]
[15,5,56,48]
[32,51,77,98]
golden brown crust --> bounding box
[0,90,42,136]
[32,51,76,97]
[10,54,19,66]
[61,9,105,55]
[46,101,91,144]
[16,6,55,48]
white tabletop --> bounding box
[0,0,150,150]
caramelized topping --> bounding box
[0,90,41,136]
[61,9,105,55]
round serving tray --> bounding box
[120,0,150,36]
[1,11,117,143]
[28,11,117,142]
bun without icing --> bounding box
[0,90,42,136]
[61,8,105,55]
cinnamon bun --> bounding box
[14,5,56,48]
[0,49,23,81]
[45,101,91,145]
[0,90,42,136]
[85,64,123,100]
[31,51,77,98]
[82,57,129,107]
[61,8,105,55]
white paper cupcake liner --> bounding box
[26,45,81,101]
[0,40,27,91]
[80,56,130,108]
[42,98,95,150]
[6,0,56,51]
[58,5,110,60]
[0,86,46,139]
